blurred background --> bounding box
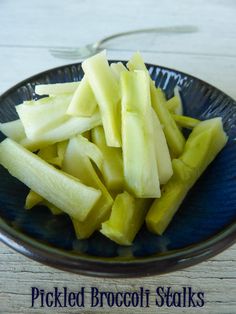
[0,0,235,99]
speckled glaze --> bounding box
[0,62,236,277]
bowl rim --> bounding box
[0,61,236,278]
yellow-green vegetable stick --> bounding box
[127,52,185,157]
[66,76,97,117]
[172,114,200,129]
[110,62,128,79]
[16,95,72,138]
[151,88,186,157]
[121,70,160,198]
[82,50,121,147]
[25,190,43,209]
[146,117,228,235]
[35,82,80,96]
[25,190,63,215]
[173,86,183,115]
[74,135,103,171]
[62,137,113,239]
[92,126,124,191]
[37,144,61,167]
[165,95,179,112]
[0,138,101,222]
[20,109,101,151]
[0,120,26,142]
[151,108,173,185]
[101,191,152,246]
[25,144,66,213]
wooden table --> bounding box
[0,0,235,313]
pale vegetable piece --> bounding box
[62,137,113,239]
[35,82,80,96]
[26,146,64,213]
[179,118,228,173]
[82,50,121,147]
[66,76,97,117]
[164,86,183,115]
[165,95,179,112]
[72,208,110,240]
[25,190,43,209]
[151,88,186,157]
[57,140,68,166]
[101,191,152,246]
[0,119,26,142]
[146,117,228,235]
[37,144,61,167]
[20,110,101,151]
[76,135,103,171]
[146,159,191,235]
[127,52,184,154]
[0,139,101,221]
[110,62,128,78]
[91,126,124,191]
[174,86,183,115]
[23,97,56,106]
[26,146,59,210]
[121,70,160,198]
[25,189,63,215]
[172,114,200,129]
[127,51,156,95]
[16,95,72,138]
[38,144,57,160]
[122,112,161,197]
[126,51,147,72]
[151,108,173,184]
[127,52,185,157]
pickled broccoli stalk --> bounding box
[101,191,152,246]
[82,51,121,147]
[0,139,101,222]
[35,82,80,96]
[16,94,72,138]
[62,136,113,239]
[110,62,128,79]
[121,70,160,198]
[127,52,185,157]
[151,88,186,157]
[92,126,124,191]
[172,114,200,129]
[0,119,25,142]
[25,143,66,213]
[146,117,228,235]
[25,190,63,215]
[25,190,43,209]
[20,109,101,152]
[66,76,97,117]
[151,108,173,184]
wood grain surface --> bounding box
[0,0,236,313]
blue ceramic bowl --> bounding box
[0,62,236,277]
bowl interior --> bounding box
[0,62,236,260]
